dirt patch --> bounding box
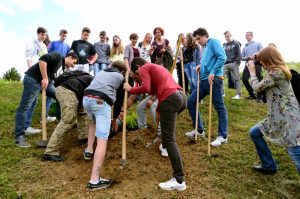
[17,118,216,198]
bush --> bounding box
[2,67,21,81]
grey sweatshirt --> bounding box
[223,40,242,64]
[84,67,124,104]
[94,42,111,64]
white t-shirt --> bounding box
[25,39,48,66]
[139,44,151,62]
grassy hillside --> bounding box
[0,79,299,199]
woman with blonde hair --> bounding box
[110,35,124,62]
[247,46,300,175]
[138,33,152,63]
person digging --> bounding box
[124,57,187,191]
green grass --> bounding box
[0,76,300,199]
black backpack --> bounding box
[290,69,300,104]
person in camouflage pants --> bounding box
[43,71,93,161]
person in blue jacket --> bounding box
[185,27,229,148]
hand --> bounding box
[41,78,49,89]
[247,60,256,74]
[146,99,154,108]
[208,74,214,85]
[160,48,166,54]
[112,119,118,132]
[124,83,132,92]
[119,112,124,120]
[196,65,201,73]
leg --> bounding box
[190,62,198,92]
[249,125,277,170]
[136,96,151,129]
[89,101,111,182]
[160,91,186,183]
[242,66,255,98]
[211,77,228,138]
[77,107,89,140]
[15,75,41,139]
[287,146,300,174]
[45,87,78,156]
[24,96,38,129]
[93,63,100,76]
[231,63,242,96]
[187,80,207,133]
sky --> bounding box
[0,0,299,78]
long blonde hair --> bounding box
[111,35,124,56]
[257,46,291,80]
[142,33,152,47]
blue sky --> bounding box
[0,0,299,77]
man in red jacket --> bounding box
[124,57,187,191]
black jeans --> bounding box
[160,91,187,183]
[242,64,263,97]
[176,62,189,93]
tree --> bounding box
[2,67,21,81]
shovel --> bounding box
[36,88,48,147]
[111,70,129,184]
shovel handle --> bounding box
[42,88,47,141]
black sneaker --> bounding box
[87,178,112,190]
[42,154,64,162]
[83,149,93,160]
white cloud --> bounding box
[0,0,16,15]
[0,21,28,78]
[0,0,42,15]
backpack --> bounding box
[290,69,300,104]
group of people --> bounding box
[14,26,300,191]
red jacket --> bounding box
[130,63,181,110]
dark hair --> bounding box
[223,30,230,35]
[99,30,106,36]
[82,27,91,34]
[129,33,138,40]
[37,27,47,34]
[65,52,79,61]
[111,60,127,73]
[60,29,68,35]
[153,27,164,36]
[193,28,209,38]
[131,57,146,73]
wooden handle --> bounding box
[42,88,47,141]
[169,35,182,74]
[208,83,213,155]
[180,48,186,93]
[122,70,129,163]
[195,72,200,140]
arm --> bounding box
[235,43,242,63]
[113,83,125,119]
[195,46,201,65]
[25,42,35,68]
[241,47,247,61]
[210,40,226,75]
[124,45,130,69]
[248,60,276,92]
[39,60,49,89]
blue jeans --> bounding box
[137,96,158,129]
[83,96,111,140]
[184,61,197,92]
[15,75,56,139]
[187,77,228,138]
[93,63,108,76]
[250,125,300,173]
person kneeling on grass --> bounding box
[248,46,300,175]
[124,57,187,191]
[83,60,126,190]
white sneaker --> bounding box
[46,116,57,123]
[25,127,42,135]
[232,95,241,100]
[185,129,205,139]
[159,144,168,157]
[159,178,186,191]
[211,136,228,147]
